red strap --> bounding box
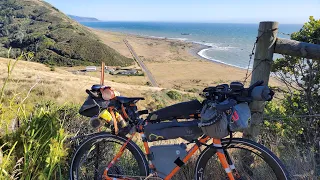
[232,111,239,121]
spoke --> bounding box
[74,138,145,180]
[203,147,278,180]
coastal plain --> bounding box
[91,29,253,92]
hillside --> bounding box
[0,0,133,66]
[68,15,100,22]
[0,57,161,106]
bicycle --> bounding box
[69,81,290,180]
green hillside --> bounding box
[0,0,133,66]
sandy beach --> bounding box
[90,29,262,92]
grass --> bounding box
[0,54,69,179]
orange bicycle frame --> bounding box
[103,131,235,180]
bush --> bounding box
[166,90,182,100]
[269,17,320,177]
[42,37,55,48]
[50,65,55,71]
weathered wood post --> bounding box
[100,62,105,85]
[244,21,279,141]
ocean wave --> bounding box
[144,35,167,39]
[193,41,236,51]
[197,48,247,69]
[168,37,189,41]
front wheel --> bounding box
[69,132,149,180]
[194,138,290,180]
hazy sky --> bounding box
[44,0,320,24]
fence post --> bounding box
[100,62,105,85]
[244,21,279,141]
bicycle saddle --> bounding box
[91,84,110,91]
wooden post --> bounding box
[244,21,279,141]
[100,62,105,85]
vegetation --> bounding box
[166,90,182,100]
[0,0,133,66]
[261,16,320,178]
[0,54,93,179]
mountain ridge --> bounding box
[68,15,100,22]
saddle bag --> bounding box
[79,95,109,117]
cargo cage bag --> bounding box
[198,99,251,139]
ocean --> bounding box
[81,22,302,69]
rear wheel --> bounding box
[194,138,289,180]
[70,132,149,180]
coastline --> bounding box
[90,28,255,90]
[90,28,246,70]
[188,42,211,61]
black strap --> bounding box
[174,157,185,167]
[226,127,233,147]
[226,110,234,147]
[147,153,154,161]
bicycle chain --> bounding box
[107,173,163,180]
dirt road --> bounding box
[123,39,159,87]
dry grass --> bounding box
[0,57,161,108]
[90,29,133,58]
[59,66,148,86]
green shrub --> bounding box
[50,65,55,71]
[42,37,55,48]
[166,90,182,100]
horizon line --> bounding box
[77,20,304,25]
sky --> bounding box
[45,0,320,24]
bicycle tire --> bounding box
[69,132,149,180]
[194,138,290,180]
